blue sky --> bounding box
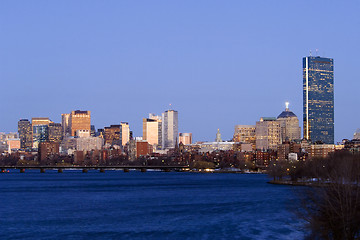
[1,1,359,142]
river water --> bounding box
[0,171,305,239]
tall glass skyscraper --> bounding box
[303,56,334,144]
[162,110,178,149]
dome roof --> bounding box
[277,109,297,119]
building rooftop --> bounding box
[277,110,297,119]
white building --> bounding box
[162,110,178,149]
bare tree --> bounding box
[299,152,360,240]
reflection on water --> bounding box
[0,171,304,239]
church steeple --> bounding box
[215,129,222,142]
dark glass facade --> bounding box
[18,119,33,149]
[303,56,334,144]
[33,125,49,148]
[48,123,63,142]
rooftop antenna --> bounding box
[315,49,319,56]
[309,50,312,56]
[169,103,172,110]
[285,101,289,111]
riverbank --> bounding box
[268,179,330,187]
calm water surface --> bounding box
[0,171,305,239]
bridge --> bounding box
[0,165,190,173]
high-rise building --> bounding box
[143,114,162,149]
[32,117,52,148]
[104,125,121,146]
[61,113,71,138]
[162,110,178,149]
[179,133,192,145]
[255,117,281,151]
[69,110,91,136]
[233,125,256,149]
[32,125,49,148]
[303,56,334,144]
[32,117,52,127]
[277,102,301,143]
[48,123,62,142]
[120,122,130,146]
[18,119,33,149]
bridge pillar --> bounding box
[123,168,129,173]
[58,169,63,173]
[82,169,88,173]
[20,169,25,173]
[99,169,105,173]
[141,168,147,173]
[40,168,45,173]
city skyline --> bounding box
[1,1,360,142]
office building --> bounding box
[233,125,256,149]
[303,56,334,144]
[120,122,130,146]
[277,102,301,142]
[31,117,52,149]
[143,114,162,149]
[48,123,62,142]
[69,110,91,136]
[179,133,192,145]
[18,119,33,149]
[61,113,71,138]
[32,117,52,127]
[162,110,178,149]
[104,125,121,146]
[32,125,49,149]
[255,117,281,151]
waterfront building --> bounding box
[38,141,60,162]
[303,56,334,144]
[277,102,301,143]
[136,140,152,158]
[48,123,62,142]
[61,136,103,154]
[183,141,238,153]
[69,110,91,136]
[277,140,301,161]
[120,122,130,146]
[18,119,33,149]
[233,125,256,149]
[143,114,162,149]
[162,110,178,149]
[179,133,192,145]
[308,144,335,159]
[104,125,121,146]
[255,117,281,151]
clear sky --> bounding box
[1,1,359,142]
